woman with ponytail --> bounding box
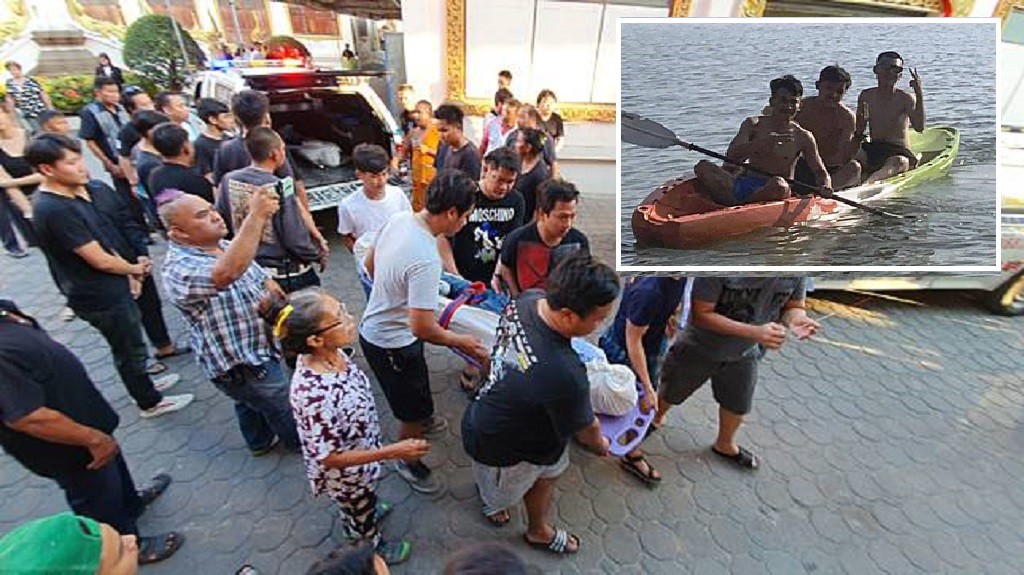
[264,288,426,566]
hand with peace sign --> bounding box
[909,67,923,95]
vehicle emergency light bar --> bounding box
[210,58,308,70]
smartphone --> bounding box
[274,177,295,200]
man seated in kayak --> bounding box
[694,75,832,206]
[794,65,862,190]
[854,51,925,183]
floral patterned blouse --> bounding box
[290,354,382,497]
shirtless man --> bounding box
[794,66,862,190]
[695,75,832,206]
[855,51,925,183]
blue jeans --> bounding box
[54,453,142,536]
[211,362,299,451]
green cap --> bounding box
[0,512,103,574]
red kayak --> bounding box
[631,175,840,248]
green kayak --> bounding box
[838,126,960,203]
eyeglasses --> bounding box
[310,304,353,336]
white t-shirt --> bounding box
[359,211,441,349]
[336,184,411,240]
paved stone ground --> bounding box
[2,192,1023,573]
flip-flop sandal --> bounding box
[712,445,760,470]
[524,529,580,555]
[376,539,411,565]
[620,453,662,486]
[155,345,192,360]
[137,532,185,565]
[146,361,168,376]
[137,473,172,508]
[484,509,510,527]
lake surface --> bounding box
[620,22,998,267]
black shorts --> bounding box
[359,335,433,423]
[861,141,918,175]
[658,340,759,415]
[793,158,843,192]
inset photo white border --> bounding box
[615,16,1002,273]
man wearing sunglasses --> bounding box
[854,51,926,183]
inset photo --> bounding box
[618,18,1000,271]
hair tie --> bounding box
[272,304,294,339]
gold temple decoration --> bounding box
[995,0,1024,21]
[0,0,28,45]
[444,0,615,122]
[742,0,768,17]
[669,0,693,17]
[744,0,957,16]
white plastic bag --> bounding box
[296,140,342,168]
[587,361,638,416]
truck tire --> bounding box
[984,271,1024,316]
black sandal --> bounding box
[712,445,760,470]
[137,473,172,508]
[620,453,662,486]
[137,532,184,564]
[154,345,192,360]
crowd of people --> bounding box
[0,63,823,573]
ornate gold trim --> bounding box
[444,0,616,122]
[995,0,1024,21]
[742,0,768,17]
[952,0,975,17]
[669,0,693,17]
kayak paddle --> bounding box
[621,112,914,219]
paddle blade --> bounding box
[621,112,684,149]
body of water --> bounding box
[620,22,998,267]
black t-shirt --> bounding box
[148,162,215,203]
[117,123,141,160]
[32,191,131,312]
[213,136,298,185]
[442,141,482,180]
[512,159,549,219]
[78,104,126,163]
[499,223,590,293]
[193,133,224,178]
[450,190,525,283]
[462,290,594,467]
[134,150,162,198]
[0,301,119,479]
[86,180,148,259]
[539,113,565,140]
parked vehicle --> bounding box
[189,58,400,211]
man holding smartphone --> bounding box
[215,127,324,292]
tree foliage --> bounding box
[123,14,206,90]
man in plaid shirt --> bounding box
[158,187,299,456]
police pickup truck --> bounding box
[189,58,400,211]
